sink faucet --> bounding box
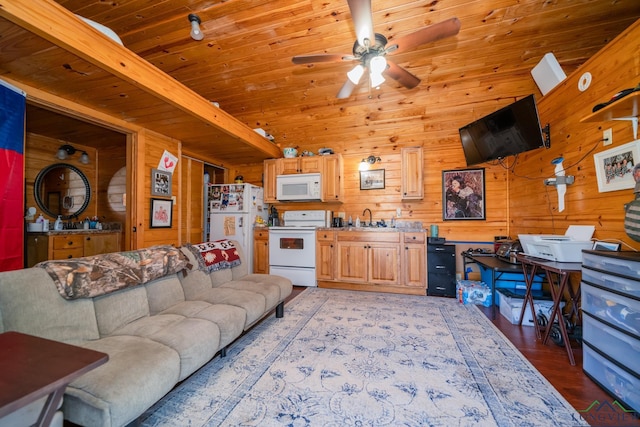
[362,208,372,227]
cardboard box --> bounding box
[497,290,563,326]
[456,280,492,307]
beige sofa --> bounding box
[0,240,292,427]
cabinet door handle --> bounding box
[67,241,73,246]
[67,254,73,259]
[86,237,91,241]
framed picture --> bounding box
[150,198,173,228]
[442,168,486,220]
[360,169,385,190]
[151,168,172,197]
[593,139,640,193]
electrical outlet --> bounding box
[396,208,402,218]
[603,128,613,146]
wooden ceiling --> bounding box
[2,0,640,163]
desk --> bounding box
[516,254,582,365]
[0,331,108,427]
[462,253,526,319]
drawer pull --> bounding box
[67,241,73,246]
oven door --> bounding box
[268,228,316,268]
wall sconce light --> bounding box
[359,155,381,171]
[56,144,90,164]
[188,14,204,41]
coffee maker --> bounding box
[269,206,279,226]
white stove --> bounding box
[268,210,330,287]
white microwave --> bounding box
[276,173,322,201]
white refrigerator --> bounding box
[208,184,267,273]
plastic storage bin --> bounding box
[497,290,560,326]
[481,269,543,291]
[583,312,640,375]
[583,343,640,413]
[581,283,640,338]
[582,251,640,280]
[582,267,640,297]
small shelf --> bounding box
[581,92,640,123]
[581,92,639,139]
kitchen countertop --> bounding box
[27,229,122,235]
[316,227,426,232]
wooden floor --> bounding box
[289,286,640,426]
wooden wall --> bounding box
[510,20,640,249]
[26,133,98,221]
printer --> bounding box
[518,225,595,262]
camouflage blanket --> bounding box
[184,239,241,273]
[37,245,188,300]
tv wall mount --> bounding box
[542,123,551,149]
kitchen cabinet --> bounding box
[263,154,342,202]
[401,147,424,200]
[26,231,122,267]
[263,159,278,204]
[336,231,400,285]
[427,243,456,297]
[253,228,269,274]
[316,230,426,295]
[316,230,336,280]
[403,232,426,288]
[278,156,323,175]
[322,154,344,202]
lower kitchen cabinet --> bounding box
[253,228,269,274]
[26,231,122,267]
[316,229,426,295]
[427,243,456,297]
[316,230,336,280]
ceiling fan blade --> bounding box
[347,0,376,48]
[388,17,461,55]
[384,61,421,89]
[292,54,352,64]
[337,79,358,99]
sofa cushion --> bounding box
[0,268,99,343]
[235,273,293,303]
[191,287,267,328]
[110,313,220,380]
[64,335,180,427]
[93,286,150,337]
[219,280,282,314]
[145,274,185,315]
[161,301,246,348]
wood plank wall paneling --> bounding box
[181,156,204,245]
[510,20,640,250]
[143,130,181,247]
[25,133,98,221]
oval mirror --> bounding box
[34,163,91,219]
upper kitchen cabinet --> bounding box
[322,155,344,202]
[278,157,324,175]
[401,147,424,200]
[263,159,278,204]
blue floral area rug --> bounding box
[139,288,587,426]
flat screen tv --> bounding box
[458,94,548,166]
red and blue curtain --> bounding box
[0,80,26,271]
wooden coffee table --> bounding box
[0,331,108,426]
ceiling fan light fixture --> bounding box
[369,56,387,74]
[347,65,365,84]
[370,70,385,88]
[188,14,204,41]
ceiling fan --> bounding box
[292,0,461,98]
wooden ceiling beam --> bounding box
[0,0,281,160]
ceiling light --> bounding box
[56,144,90,164]
[347,65,365,84]
[188,14,204,41]
[370,71,385,89]
[369,56,387,74]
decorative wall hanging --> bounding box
[442,168,485,220]
[150,198,173,228]
[151,168,172,197]
[593,139,640,193]
[360,169,385,190]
